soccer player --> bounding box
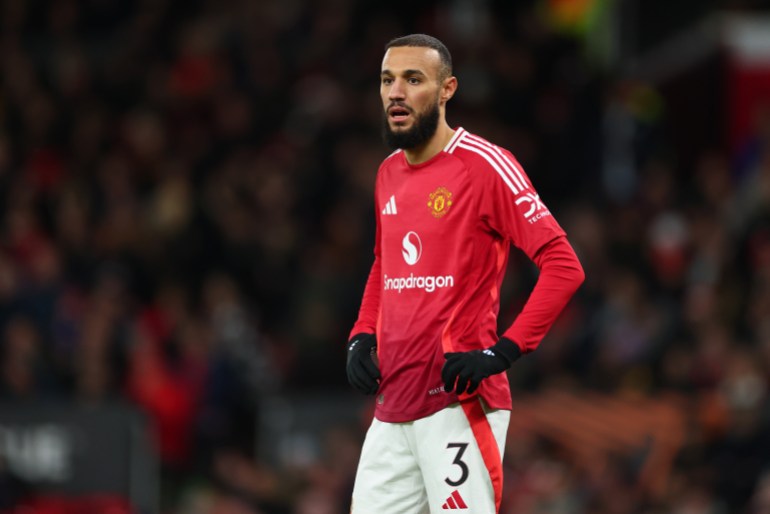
[346,34,585,513]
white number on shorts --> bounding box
[445,443,469,486]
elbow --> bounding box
[571,257,586,293]
[575,264,586,292]
[536,236,586,293]
[564,239,585,292]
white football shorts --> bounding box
[351,398,510,514]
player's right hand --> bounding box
[346,333,381,395]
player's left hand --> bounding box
[442,338,521,394]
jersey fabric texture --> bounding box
[351,127,569,423]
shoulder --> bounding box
[372,150,403,189]
[446,129,530,191]
[447,129,506,167]
[378,149,403,172]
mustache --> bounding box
[387,102,413,113]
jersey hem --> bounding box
[373,393,512,423]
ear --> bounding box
[440,76,458,105]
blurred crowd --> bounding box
[1,0,770,513]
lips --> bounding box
[388,105,411,122]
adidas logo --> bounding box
[382,195,398,215]
[442,490,468,510]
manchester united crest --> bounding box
[427,186,453,218]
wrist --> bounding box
[492,337,522,366]
[348,333,376,351]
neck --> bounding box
[403,121,455,165]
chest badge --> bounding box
[427,186,453,218]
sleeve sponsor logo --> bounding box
[427,186,453,218]
[515,192,551,224]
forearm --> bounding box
[350,255,382,338]
[502,236,584,353]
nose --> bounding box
[388,78,405,101]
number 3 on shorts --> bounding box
[445,443,469,486]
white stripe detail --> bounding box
[464,135,527,191]
[444,127,466,153]
[466,134,530,190]
[448,131,465,153]
[461,137,525,192]
[457,141,520,195]
[464,137,527,193]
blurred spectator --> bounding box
[0,316,48,399]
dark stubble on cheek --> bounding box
[382,98,441,151]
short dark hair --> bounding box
[385,34,452,82]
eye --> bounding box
[408,77,421,85]
[381,77,393,85]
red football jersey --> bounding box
[351,128,566,422]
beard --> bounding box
[382,99,440,151]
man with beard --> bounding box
[345,34,584,514]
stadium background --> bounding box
[2,0,770,512]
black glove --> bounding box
[442,338,521,395]
[346,333,381,395]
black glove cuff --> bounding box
[348,333,376,353]
[492,337,522,367]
